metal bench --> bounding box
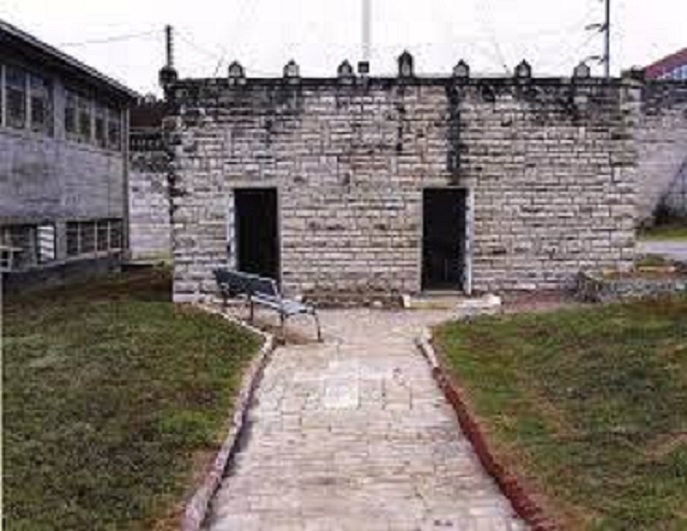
[213,268,322,341]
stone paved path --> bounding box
[205,309,526,530]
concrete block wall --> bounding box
[167,66,639,303]
[636,81,687,221]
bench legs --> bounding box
[278,311,322,342]
[311,311,322,342]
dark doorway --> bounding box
[235,188,279,280]
[422,188,467,290]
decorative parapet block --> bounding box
[453,60,470,82]
[513,60,532,80]
[398,51,414,78]
[283,59,300,82]
[573,61,591,79]
[337,60,355,83]
[227,61,246,85]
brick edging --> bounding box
[182,304,276,531]
[416,328,557,531]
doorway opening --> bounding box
[234,188,279,280]
[422,188,467,291]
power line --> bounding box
[473,0,509,74]
[549,27,600,72]
[212,0,254,76]
[58,30,157,47]
[177,30,222,60]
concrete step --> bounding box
[405,292,502,316]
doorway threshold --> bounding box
[405,292,501,313]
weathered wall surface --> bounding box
[169,70,639,303]
[0,131,125,224]
[0,75,127,263]
[129,131,171,260]
[637,81,687,221]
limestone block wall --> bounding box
[637,81,687,221]
[129,131,171,260]
[168,67,639,303]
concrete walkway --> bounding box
[205,309,526,531]
[638,240,687,264]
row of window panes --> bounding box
[64,91,121,149]
[0,224,55,270]
[0,64,52,134]
[1,63,122,150]
[66,219,123,257]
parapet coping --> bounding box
[172,75,637,90]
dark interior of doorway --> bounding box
[235,188,279,281]
[422,188,467,291]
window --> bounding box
[0,224,52,270]
[65,91,77,136]
[94,104,106,147]
[37,224,56,263]
[66,222,80,257]
[78,95,92,143]
[96,220,109,250]
[109,219,123,248]
[108,107,121,150]
[1,65,53,134]
[66,219,123,257]
[29,74,52,134]
[80,221,95,252]
[5,65,27,129]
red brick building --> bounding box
[645,47,687,80]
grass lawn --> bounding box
[435,295,687,530]
[2,268,261,530]
[639,223,687,241]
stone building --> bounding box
[0,19,137,286]
[129,98,172,261]
[165,54,641,304]
[636,53,687,222]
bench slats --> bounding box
[213,268,322,341]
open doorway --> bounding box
[422,188,467,291]
[234,188,279,281]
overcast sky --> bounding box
[2,0,685,95]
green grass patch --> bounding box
[639,223,687,241]
[435,296,687,530]
[635,254,671,268]
[2,269,261,530]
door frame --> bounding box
[419,186,473,295]
[227,186,281,285]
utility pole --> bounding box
[603,0,610,78]
[165,24,174,68]
[362,0,371,63]
[585,0,611,78]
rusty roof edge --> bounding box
[0,18,140,100]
